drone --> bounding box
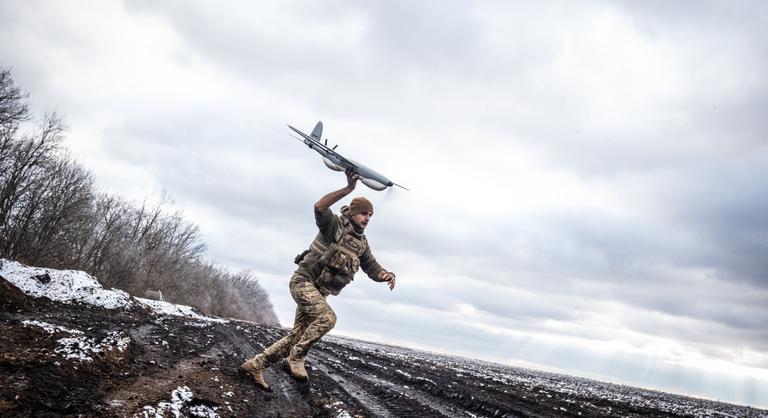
[287,121,409,191]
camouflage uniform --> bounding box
[259,205,386,366]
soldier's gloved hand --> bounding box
[345,167,358,190]
[378,271,396,290]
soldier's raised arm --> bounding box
[314,168,358,212]
[314,168,358,241]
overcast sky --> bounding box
[2,0,767,407]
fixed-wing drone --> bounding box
[287,121,408,191]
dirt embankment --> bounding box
[1,272,766,418]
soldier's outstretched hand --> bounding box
[378,271,396,290]
[345,167,358,190]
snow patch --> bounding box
[138,386,220,418]
[55,331,131,362]
[1,259,229,323]
[107,331,132,352]
[324,400,353,418]
[23,320,84,335]
[184,321,212,328]
[189,404,220,418]
[1,259,135,309]
[137,298,228,324]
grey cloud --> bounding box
[120,0,548,133]
[366,202,767,352]
[617,0,768,39]
[124,1,370,83]
[126,0,488,74]
[350,0,486,73]
[103,112,322,217]
[98,111,337,276]
[659,163,768,286]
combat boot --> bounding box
[286,356,308,381]
[240,355,272,392]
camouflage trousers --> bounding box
[260,273,337,366]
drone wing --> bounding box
[287,124,317,144]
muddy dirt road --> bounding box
[1,271,765,417]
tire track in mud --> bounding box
[308,354,395,418]
[216,324,315,415]
[313,347,475,418]
[217,325,393,416]
[317,338,532,418]
[352,370,472,418]
[270,372,311,411]
[211,323,377,417]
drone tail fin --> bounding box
[311,121,323,140]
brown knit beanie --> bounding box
[348,197,373,216]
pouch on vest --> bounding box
[294,249,311,265]
[316,268,352,296]
[316,243,338,268]
[315,243,359,295]
[327,248,359,276]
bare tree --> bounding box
[73,194,133,280]
[0,66,278,324]
[0,115,65,256]
[0,66,29,147]
[9,154,94,266]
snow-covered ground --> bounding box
[138,386,220,418]
[22,319,131,362]
[136,298,228,324]
[54,331,132,362]
[1,259,136,310]
[0,259,225,323]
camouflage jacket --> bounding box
[296,205,385,296]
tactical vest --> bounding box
[307,214,367,296]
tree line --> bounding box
[0,66,278,324]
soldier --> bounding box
[241,168,396,391]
